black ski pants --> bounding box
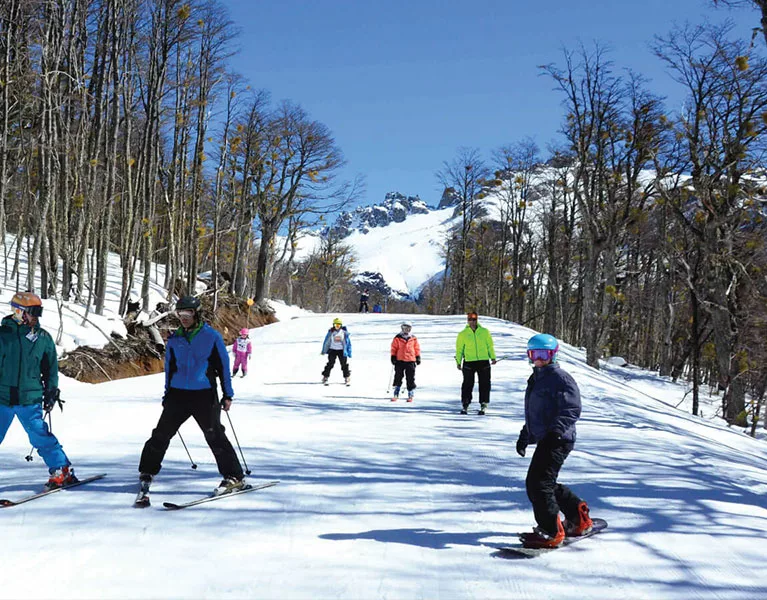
[139,387,243,479]
[461,360,491,407]
[525,439,583,535]
[322,349,350,378]
[393,361,416,391]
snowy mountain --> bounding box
[290,191,455,300]
[330,191,431,238]
[2,310,766,599]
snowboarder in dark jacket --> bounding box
[516,333,593,549]
[138,296,245,497]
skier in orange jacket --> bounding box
[390,321,420,402]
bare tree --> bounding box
[711,0,767,46]
[653,22,767,421]
[437,147,490,314]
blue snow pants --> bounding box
[0,404,70,471]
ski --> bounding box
[162,480,279,510]
[0,474,107,508]
[496,518,608,558]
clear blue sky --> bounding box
[218,0,757,209]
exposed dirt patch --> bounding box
[59,295,276,384]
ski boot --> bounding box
[233,368,239,377]
[460,403,469,415]
[564,502,593,537]
[406,390,414,403]
[214,476,246,496]
[391,386,400,402]
[44,466,77,491]
[478,403,488,415]
[345,376,351,387]
[134,473,152,508]
[322,376,329,386]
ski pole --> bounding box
[177,431,198,469]
[224,411,251,475]
[386,364,395,394]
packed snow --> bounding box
[2,305,767,598]
[1,234,766,599]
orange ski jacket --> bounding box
[391,333,421,362]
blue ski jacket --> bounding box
[521,363,581,444]
[165,323,234,398]
[321,326,352,357]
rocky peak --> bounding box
[330,192,430,237]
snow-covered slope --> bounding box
[0,234,168,354]
[1,312,766,599]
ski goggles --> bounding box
[527,348,557,362]
[175,309,196,319]
[10,301,43,318]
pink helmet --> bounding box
[239,328,248,336]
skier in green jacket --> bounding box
[455,311,496,415]
[0,292,75,490]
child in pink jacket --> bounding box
[232,328,252,378]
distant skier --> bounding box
[515,333,592,549]
[321,318,352,385]
[390,321,421,402]
[232,328,252,378]
[0,292,75,490]
[359,289,370,313]
[137,295,245,501]
[455,312,496,415]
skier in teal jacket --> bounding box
[0,292,75,490]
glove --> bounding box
[456,363,462,370]
[220,396,233,412]
[391,355,397,365]
[416,356,421,365]
[516,425,529,457]
[516,437,527,457]
[43,388,64,413]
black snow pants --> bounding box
[322,349,350,378]
[525,439,584,535]
[393,361,416,391]
[139,388,243,479]
[461,360,491,407]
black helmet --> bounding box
[175,295,201,312]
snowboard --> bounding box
[496,518,608,558]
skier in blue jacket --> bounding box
[515,333,593,549]
[321,318,352,385]
[138,296,245,498]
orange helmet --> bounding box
[11,291,43,317]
